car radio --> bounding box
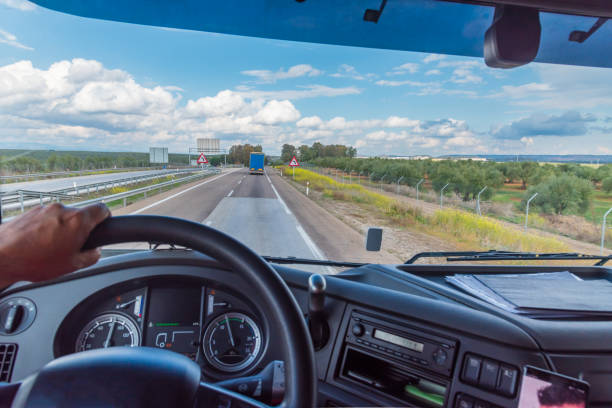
[345,311,457,377]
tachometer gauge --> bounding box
[75,313,140,352]
[202,312,262,372]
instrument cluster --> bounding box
[55,279,265,377]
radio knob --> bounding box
[352,323,365,337]
[433,348,448,365]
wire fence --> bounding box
[299,164,612,253]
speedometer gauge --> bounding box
[75,313,140,352]
[202,312,262,372]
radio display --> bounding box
[373,329,424,352]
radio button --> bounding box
[352,323,365,337]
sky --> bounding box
[0,0,611,157]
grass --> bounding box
[283,167,569,253]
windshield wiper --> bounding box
[405,250,612,266]
[263,256,366,268]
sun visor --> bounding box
[31,0,612,68]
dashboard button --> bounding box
[479,359,500,390]
[462,355,482,385]
[455,394,474,408]
[497,365,518,397]
[474,400,489,408]
[352,323,365,337]
[433,348,448,365]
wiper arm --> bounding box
[263,256,366,268]
[405,250,612,266]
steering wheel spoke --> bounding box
[195,381,267,408]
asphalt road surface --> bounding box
[113,167,400,271]
[1,169,182,193]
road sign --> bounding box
[289,156,299,167]
[197,153,208,164]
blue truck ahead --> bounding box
[249,152,265,175]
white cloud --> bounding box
[520,137,534,146]
[375,79,430,87]
[423,54,445,64]
[0,0,35,10]
[241,64,322,83]
[253,100,300,124]
[0,29,33,50]
[330,64,376,81]
[185,90,245,117]
[296,116,324,128]
[0,58,308,150]
[388,62,419,75]
[235,84,360,100]
[450,67,482,84]
[425,69,441,76]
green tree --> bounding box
[525,174,594,215]
[602,176,612,194]
[516,161,539,190]
[281,144,297,163]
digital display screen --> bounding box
[373,329,424,352]
[145,287,202,356]
[518,366,588,408]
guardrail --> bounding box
[0,167,173,183]
[0,168,219,216]
[67,168,220,210]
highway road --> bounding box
[112,167,400,271]
[0,169,184,193]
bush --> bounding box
[524,175,594,215]
[602,176,612,194]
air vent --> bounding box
[0,344,17,382]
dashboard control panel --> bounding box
[346,311,457,376]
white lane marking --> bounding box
[296,225,335,274]
[227,189,234,197]
[238,179,242,184]
[130,169,238,214]
[266,174,272,184]
[269,182,291,215]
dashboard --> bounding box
[1,249,611,407]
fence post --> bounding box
[476,186,487,216]
[306,181,310,196]
[123,197,127,207]
[39,193,43,206]
[396,176,404,194]
[348,169,352,184]
[19,191,24,213]
[602,207,612,255]
[440,183,449,208]
[525,192,538,231]
[358,171,363,185]
[416,178,425,201]
[379,174,386,192]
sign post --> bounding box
[289,156,299,180]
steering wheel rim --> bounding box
[14,215,317,408]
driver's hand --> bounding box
[0,203,110,287]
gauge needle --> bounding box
[116,299,136,309]
[103,320,116,348]
[225,314,236,348]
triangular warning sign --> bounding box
[289,156,299,167]
[197,153,208,164]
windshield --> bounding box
[1,1,611,271]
